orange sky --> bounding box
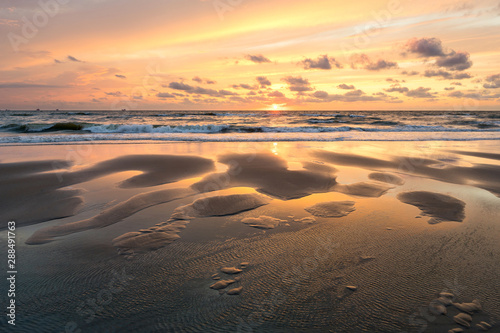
[1,0,500,110]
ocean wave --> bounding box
[0,122,86,132]
[4,122,500,134]
[369,121,401,126]
[307,118,341,124]
[85,124,232,133]
[2,132,500,145]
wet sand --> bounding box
[1,141,500,332]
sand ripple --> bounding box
[112,220,189,254]
[26,188,194,244]
[334,182,393,198]
[305,201,356,218]
[368,172,405,185]
[241,215,287,229]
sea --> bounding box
[1,110,500,144]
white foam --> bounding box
[85,124,231,133]
[2,131,500,145]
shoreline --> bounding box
[2,136,500,147]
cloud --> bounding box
[435,51,472,71]
[67,55,83,62]
[115,74,127,79]
[337,84,355,90]
[157,92,175,98]
[168,82,194,91]
[308,89,384,102]
[256,76,271,88]
[344,90,364,97]
[448,91,485,99]
[228,96,249,103]
[366,59,398,71]
[384,85,409,93]
[245,54,271,63]
[453,73,473,80]
[313,91,329,99]
[281,76,312,92]
[350,54,398,71]
[192,76,216,84]
[105,91,124,97]
[167,81,238,97]
[301,55,342,70]
[218,89,237,96]
[0,82,63,88]
[405,37,446,57]
[232,83,257,90]
[424,70,472,80]
[483,74,500,89]
[444,87,455,91]
[405,38,472,71]
[192,87,222,96]
[54,59,63,64]
[268,90,285,98]
[401,70,420,76]
[405,87,434,98]
[451,82,462,86]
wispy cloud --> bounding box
[300,55,342,70]
[244,54,271,63]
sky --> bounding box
[1,0,500,110]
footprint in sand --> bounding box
[423,291,495,332]
[209,262,249,295]
[454,313,473,328]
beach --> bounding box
[1,140,499,332]
[2,0,500,330]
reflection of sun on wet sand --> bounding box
[8,145,500,250]
[191,152,337,199]
[2,141,500,332]
[1,155,214,228]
